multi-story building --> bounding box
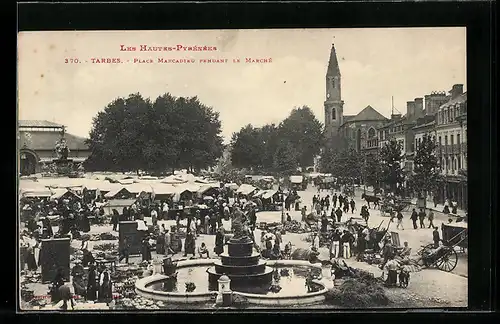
[18,120,90,175]
[435,84,467,210]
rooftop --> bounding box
[19,130,89,150]
[19,120,64,128]
[342,106,388,126]
[439,92,467,110]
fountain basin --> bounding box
[135,259,328,306]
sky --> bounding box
[18,28,466,143]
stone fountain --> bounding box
[206,208,273,292]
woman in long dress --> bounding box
[214,228,224,256]
[86,264,98,301]
[184,231,196,257]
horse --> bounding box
[361,193,381,209]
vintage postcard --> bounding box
[18,28,468,311]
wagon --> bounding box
[417,222,467,272]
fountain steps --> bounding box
[213,260,267,275]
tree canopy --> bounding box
[230,105,322,173]
[319,146,361,182]
[379,139,405,193]
[409,133,443,196]
[84,93,224,173]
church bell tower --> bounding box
[324,43,344,139]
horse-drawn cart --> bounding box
[417,222,467,272]
[379,196,412,217]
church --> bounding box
[323,43,389,152]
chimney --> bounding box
[450,84,464,100]
[406,101,415,119]
[414,98,424,119]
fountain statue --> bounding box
[207,206,273,292]
[49,126,77,177]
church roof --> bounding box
[343,115,356,122]
[19,120,64,128]
[346,105,388,123]
[327,43,341,76]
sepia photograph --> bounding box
[17,28,468,311]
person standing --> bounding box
[432,227,441,248]
[396,211,404,230]
[156,229,165,255]
[350,199,356,214]
[418,208,426,229]
[335,207,343,223]
[118,237,130,264]
[330,229,341,259]
[98,270,113,303]
[164,229,173,255]
[184,230,196,258]
[340,230,352,259]
[427,210,435,228]
[312,232,320,250]
[141,236,152,262]
[410,209,418,229]
[111,209,119,231]
[214,228,224,256]
[151,206,158,226]
[162,201,170,220]
[332,193,337,209]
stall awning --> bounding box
[104,187,129,198]
[262,190,277,200]
[125,183,153,194]
[290,176,303,184]
[236,184,257,195]
[104,199,137,208]
[21,189,52,198]
[150,183,177,195]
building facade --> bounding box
[435,85,467,210]
[18,120,90,175]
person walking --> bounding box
[418,208,426,229]
[410,209,418,229]
[396,211,404,230]
[427,210,435,228]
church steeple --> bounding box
[324,42,344,140]
[327,43,341,77]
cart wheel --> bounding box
[435,248,458,272]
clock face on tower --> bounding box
[327,93,330,99]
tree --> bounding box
[230,125,265,170]
[278,106,323,168]
[409,133,443,197]
[272,140,299,175]
[362,153,382,188]
[379,139,405,194]
[85,92,224,173]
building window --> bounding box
[415,139,418,150]
[439,136,442,145]
[368,128,376,138]
[457,156,461,170]
[450,134,454,145]
[457,134,460,144]
[448,157,452,171]
[442,157,446,171]
[332,107,336,120]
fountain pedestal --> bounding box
[207,235,273,292]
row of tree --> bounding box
[84,93,224,174]
[319,133,443,196]
[229,106,324,175]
